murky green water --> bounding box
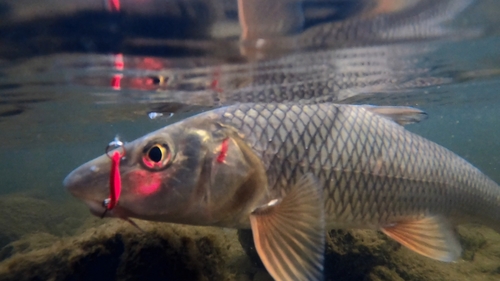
[1,0,500,280]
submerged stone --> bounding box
[0,221,245,281]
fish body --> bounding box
[64,103,500,281]
[220,103,500,226]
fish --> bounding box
[93,0,477,116]
[236,0,475,58]
[147,43,451,116]
[64,102,500,281]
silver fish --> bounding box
[64,103,500,281]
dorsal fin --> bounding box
[361,105,428,126]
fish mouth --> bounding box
[63,174,116,218]
[84,199,115,218]
[64,164,117,218]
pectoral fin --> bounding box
[381,216,462,262]
[362,105,428,126]
[249,174,325,281]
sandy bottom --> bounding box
[1,194,500,281]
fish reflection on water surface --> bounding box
[71,0,477,115]
[64,102,500,281]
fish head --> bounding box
[63,117,265,226]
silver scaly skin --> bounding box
[64,103,500,281]
[218,103,500,229]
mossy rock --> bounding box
[0,221,247,281]
[0,195,88,250]
[457,225,487,261]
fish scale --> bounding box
[218,103,500,228]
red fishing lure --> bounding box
[106,151,122,210]
[102,138,125,215]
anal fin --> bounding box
[381,216,462,262]
[249,174,325,281]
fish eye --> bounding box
[142,143,172,170]
[148,146,163,162]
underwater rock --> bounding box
[1,214,500,281]
[0,195,87,250]
[0,232,59,261]
[0,220,249,281]
[457,225,488,261]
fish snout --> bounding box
[63,156,116,218]
[63,168,86,198]
[63,157,110,200]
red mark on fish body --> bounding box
[142,156,165,169]
[111,76,122,90]
[210,79,222,93]
[210,67,223,93]
[111,54,124,90]
[142,156,155,168]
[141,57,165,70]
[217,138,230,163]
[129,170,162,196]
[109,0,121,12]
[107,151,122,209]
[139,181,161,196]
[114,54,124,70]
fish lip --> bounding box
[86,199,105,216]
[85,199,117,218]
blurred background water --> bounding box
[0,0,500,279]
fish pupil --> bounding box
[149,146,163,162]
